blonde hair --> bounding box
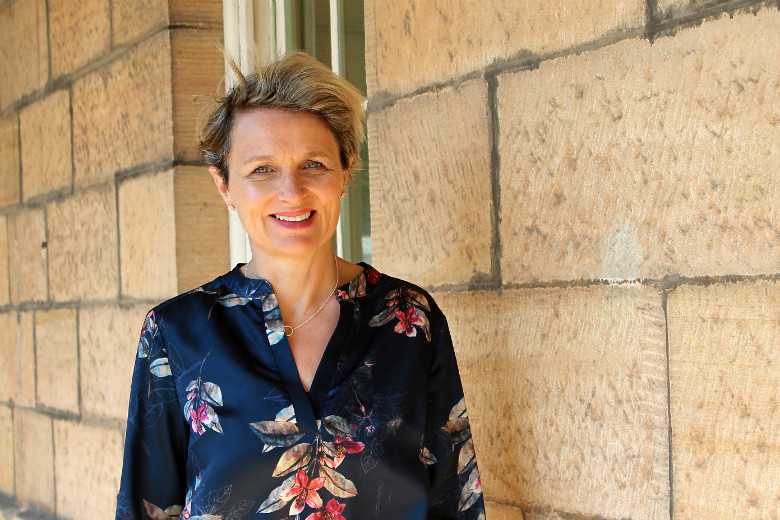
[200,51,365,184]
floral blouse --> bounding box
[116,264,485,520]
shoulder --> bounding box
[144,268,249,326]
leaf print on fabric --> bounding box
[273,442,312,477]
[261,294,285,345]
[257,473,297,513]
[249,404,303,452]
[255,409,363,516]
[317,465,357,498]
[432,397,484,516]
[369,288,431,341]
[183,356,224,436]
[149,357,171,377]
[142,500,182,520]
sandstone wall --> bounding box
[0,1,228,518]
[366,1,779,518]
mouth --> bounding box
[271,211,314,222]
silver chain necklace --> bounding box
[244,254,339,337]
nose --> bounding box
[276,169,306,202]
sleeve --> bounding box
[424,317,486,520]
[115,310,189,520]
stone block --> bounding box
[0,405,12,495]
[0,216,8,305]
[656,0,730,21]
[485,501,524,520]
[14,312,35,408]
[53,420,124,520]
[112,0,222,47]
[498,10,780,283]
[13,409,53,513]
[365,0,645,97]
[35,308,79,413]
[668,281,780,518]
[7,208,47,304]
[72,31,173,187]
[0,0,48,111]
[171,28,225,162]
[47,184,118,302]
[0,313,14,403]
[19,89,72,201]
[173,166,229,292]
[0,113,20,208]
[435,285,669,519]
[79,303,149,421]
[368,80,492,286]
[48,0,110,78]
[118,170,177,299]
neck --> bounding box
[245,246,339,324]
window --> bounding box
[221,0,371,266]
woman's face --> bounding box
[212,107,348,260]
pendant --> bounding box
[284,325,294,337]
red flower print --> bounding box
[281,469,325,515]
[365,267,380,285]
[393,306,423,337]
[306,498,346,520]
[189,403,209,434]
[322,436,365,468]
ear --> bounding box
[210,166,231,207]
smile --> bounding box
[272,211,313,222]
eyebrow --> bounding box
[242,151,334,166]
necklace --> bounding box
[243,255,339,337]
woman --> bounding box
[116,51,485,520]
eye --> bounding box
[252,165,272,175]
[304,160,323,169]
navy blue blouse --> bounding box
[116,264,485,520]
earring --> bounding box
[340,193,346,199]
[228,204,236,211]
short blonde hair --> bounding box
[200,51,365,184]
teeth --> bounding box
[275,211,312,222]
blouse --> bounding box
[116,263,485,520]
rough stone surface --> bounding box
[14,312,35,408]
[119,170,177,299]
[53,420,123,520]
[112,0,222,47]
[499,10,780,283]
[0,0,48,111]
[369,80,492,286]
[435,286,669,519]
[0,313,15,403]
[656,0,729,21]
[171,28,225,162]
[0,405,12,495]
[484,501,524,519]
[47,185,118,302]
[7,209,47,304]
[19,90,72,201]
[48,0,110,78]
[72,31,173,187]
[365,0,645,96]
[668,281,780,519]
[0,113,20,208]
[13,409,53,513]
[79,304,148,421]
[173,166,229,292]
[35,308,79,414]
[0,216,8,306]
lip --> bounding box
[269,209,316,229]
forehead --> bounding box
[229,107,339,158]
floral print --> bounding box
[117,263,485,520]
